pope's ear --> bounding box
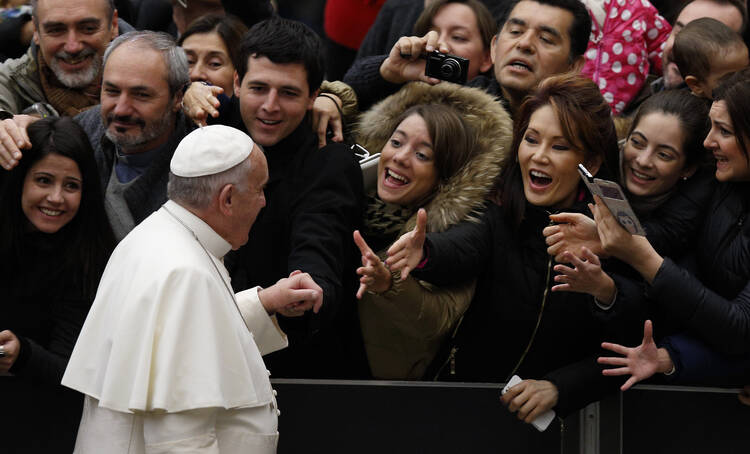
[217,183,234,216]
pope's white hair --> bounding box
[168,157,253,210]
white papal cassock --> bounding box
[62,200,288,453]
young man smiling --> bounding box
[217,17,366,378]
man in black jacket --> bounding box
[220,17,366,378]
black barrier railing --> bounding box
[270,379,748,454]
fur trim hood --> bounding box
[354,81,513,233]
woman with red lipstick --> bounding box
[0,117,115,452]
[582,69,750,389]
[385,74,623,424]
[351,81,512,380]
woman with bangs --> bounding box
[384,74,622,424]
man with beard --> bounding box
[0,30,188,239]
[0,0,126,117]
[73,30,191,240]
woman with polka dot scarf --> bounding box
[581,0,672,114]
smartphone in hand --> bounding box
[578,164,646,236]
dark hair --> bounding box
[713,67,750,161]
[413,0,496,51]
[500,0,591,62]
[236,17,325,95]
[177,14,248,72]
[627,89,711,170]
[0,117,115,300]
[675,0,747,34]
[390,104,476,186]
[498,73,617,229]
[673,17,746,82]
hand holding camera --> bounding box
[380,31,468,85]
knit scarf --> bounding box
[38,54,100,117]
[361,192,416,251]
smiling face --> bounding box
[493,1,576,102]
[100,44,180,154]
[623,112,692,197]
[430,2,493,80]
[182,31,236,97]
[518,104,593,209]
[21,153,82,233]
[234,55,316,147]
[377,114,439,207]
[704,100,750,182]
[33,0,118,88]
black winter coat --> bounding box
[648,181,750,356]
[413,201,622,416]
[220,99,366,378]
[2,232,94,453]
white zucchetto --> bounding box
[171,125,254,177]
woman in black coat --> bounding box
[0,117,115,453]
[587,69,750,388]
[385,74,623,423]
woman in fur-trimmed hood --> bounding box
[351,80,512,379]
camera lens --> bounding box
[440,58,461,79]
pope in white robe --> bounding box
[62,125,323,453]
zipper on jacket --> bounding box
[432,315,464,380]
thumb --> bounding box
[643,320,654,344]
[289,269,302,278]
[415,208,428,236]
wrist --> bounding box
[656,347,674,374]
[256,286,274,315]
[380,59,405,84]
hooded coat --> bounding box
[353,81,513,379]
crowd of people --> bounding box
[1,0,749,451]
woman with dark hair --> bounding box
[1,117,115,452]
[584,68,750,388]
[178,14,248,98]
[547,89,713,305]
[385,74,621,422]
[351,81,512,380]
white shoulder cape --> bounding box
[62,203,279,413]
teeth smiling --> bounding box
[530,170,550,178]
[40,208,62,216]
[631,169,654,180]
[387,169,409,184]
[259,119,281,125]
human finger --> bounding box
[601,342,631,355]
[500,380,526,408]
[422,30,439,52]
[316,111,330,148]
[600,366,631,376]
[580,247,601,266]
[597,356,629,366]
[621,376,640,391]
[545,231,564,246]
[356,282,367,300]
[353,230,375,258]
[328,112,343,143]
[642,320,654,344]
[549,212,586,224]
[542,224,561,237]
[550,283,572,292]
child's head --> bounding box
[673,17,749,99]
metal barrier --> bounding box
[271,379,748,454]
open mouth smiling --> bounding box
[529,169,552,187]
[384,168,410,186]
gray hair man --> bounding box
[0,0,124,117]
[63,125,323,454]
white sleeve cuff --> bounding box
[235,286,288,356]
[593,287,617,311]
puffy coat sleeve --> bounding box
[648,258,750,355]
